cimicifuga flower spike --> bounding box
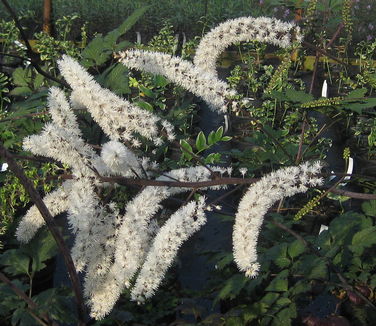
[86,166,227,319]
[16,180,73,243]
[119,50,237,113]
[101,140,143,178]
[131,197,207,303]
[233,161,323,278]
[48,87,81,137]
[23,124,97,177]
[194,17,303,77]
[57,55,174,146]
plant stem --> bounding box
[0,142,87,325]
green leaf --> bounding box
[98,63,130,95]
[216,253,233,270]
[33,288,75,324]
[215,126,224,142]
[287,240,306,259]
[180,140,193,160]
[221,136,232,141]
[104,6,149,45]
[139,85,156,98]
[17,229,58,275]
[154,75,169,88]
[346,88,367,99]
[195,131,207,152]
[81,7,148,68]
[285,89,314,103]
[204,152,221,164]
[350,226,376,255]
[0,249,30,276]
[265,278,288,292]
[307,259,327,279]
[261,292,280,306]
[214,274,248,303]
[9,86,32,96]
[133,100,153,111]
[12,307,38,326]
[243,303,269,323]
[12,67,31,87]
[0,280,28,316]
[208,131,216,146]
[362,199,376,217]
[271,304,297,326]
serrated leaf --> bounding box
[12,67,31,87]
[214,274,248,304]
[216,253,233,270]
[275,257,291,268]
[261,292,280,305]
[23,229,58,274]
[33,288,75,324]
[0,249,30,276]
[307,259,327,279]
[361,199,376,217]
[243,303,269,323]
[0,281,28,316]
[9,86,32,96]
[98,63,130,95]
[195,131,207,152]
[221,136,232,142]
[12,307,37,326]
[350,226,376,255]
[287,240,306,259]
[271,304,297,326]
[346,88,367,99]
[265,278,288,292]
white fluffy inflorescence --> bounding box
[86,166,227,319]
[233,161,323,278]
[194,17,302,77]
[58,55,175,146]
[118,49,237,113]
[131,197,207,302]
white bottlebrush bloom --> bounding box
[131,197,207,302]
[233,162,323,278]
[48,86,81,137]
[16,180,73,243]
[101,140,142,178]
[58,55,175,146]
[194,16,303,77]
[87,165,227,319]
[23,123,96,177]
[119,49,237,113]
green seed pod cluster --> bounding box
[342,0,353,43]
[294,193,322,220]
[264,55,291,94]
[343,147,351,161]
[301,97,343,108]
[304,0,318,31]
